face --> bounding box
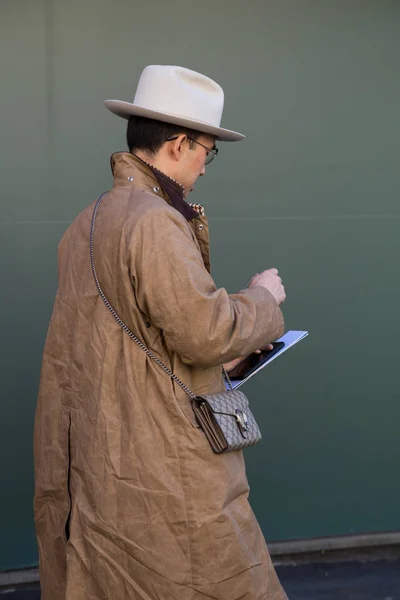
[174,134,216,196]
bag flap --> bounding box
[197,390,249,416]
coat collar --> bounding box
[110,152,202,221]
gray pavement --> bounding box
[1,560,400,599]
[278,560,400,599]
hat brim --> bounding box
[104,100,245,142]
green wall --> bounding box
[1,0,400,570]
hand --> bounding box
[224,345,273,373]
[248,268,286,305]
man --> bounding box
[34,65,288,599]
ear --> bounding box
[169,134,188,162]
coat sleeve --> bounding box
[128,205,284,368]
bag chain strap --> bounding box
[90,192,233,400]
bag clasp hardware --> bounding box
[235,409,249,433]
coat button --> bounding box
[153,186,160,193]
[128,176,134,182]
[198,224,204,231]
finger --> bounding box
[266,343,273,350]
[255,349,262,354]
[269,268,278,275]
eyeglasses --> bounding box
[166,135,219,165]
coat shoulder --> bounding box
[122,188,191,237]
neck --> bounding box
[133,149,174,179]
[132,150,186,197]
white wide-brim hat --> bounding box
[104,65,245,142]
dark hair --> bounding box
[126,115,200,155]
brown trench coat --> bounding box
[34,152,287,600]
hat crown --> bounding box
[133,65,224,128]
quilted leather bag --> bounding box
[192,390,262,453]
[90,193,262,454]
